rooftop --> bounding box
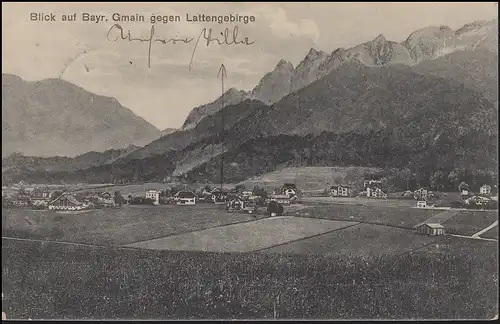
[415,222,445,229]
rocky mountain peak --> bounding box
[373,34,387,43]
[275,59,294,71]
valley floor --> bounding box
[2,202,498,320]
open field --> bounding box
[420,210,460,224]
[292,204,441,229]
[2,205,258,246]
[126,216,358,253]
[238,166,381,192]
[443,211,499,236]
[480,226,499,240]
[2,199,498,319]
[70,182,174,195]
[261,223,444,257]
[299,196,417,207]
[2,237,497,320]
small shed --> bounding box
[415,223,445,236]
[416,201,427,208]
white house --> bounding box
[416,201,427,208]
[145,190,160,205]
[282,183,298,198]
[175,191,196,205]
[329,185,351,197]
[242,190,253,197]
[366,187,386,199]
[480,184,492,195]
[465,195,491,206]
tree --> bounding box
[429,171,446,191]
[253,185,268,198]
[52,190,64,199]
[114,191,124,206]
[458,181,470,193]
[235,184,246,192]
[448,168,465,189]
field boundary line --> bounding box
[251,222,361,253]
[471,220,498,238]
[1,236,153,253]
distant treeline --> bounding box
[2,128,497,192]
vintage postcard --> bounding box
[2,2,498,320]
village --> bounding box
[2,177,497,237]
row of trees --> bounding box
[363,168,497,193]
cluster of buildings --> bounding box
[3,185,117,211]
[324,180,386,199]
[3,186,54,208]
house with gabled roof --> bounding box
[329,185,351,197]
[48,193,88,211]
[282,183,298,198]
[415,222,445,236]
[480,184,492,196]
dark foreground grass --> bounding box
[2,238,497,320]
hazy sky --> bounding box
[2,2,497,129]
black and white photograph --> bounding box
[1,2,498,320]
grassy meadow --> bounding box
[2,238,498,320]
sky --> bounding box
[2,2,498,130]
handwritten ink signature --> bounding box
[106,24,255,70]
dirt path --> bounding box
[471,220,498,238]
[447,234,497,242]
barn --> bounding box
[415,223,445,236]
[48,194,87,211]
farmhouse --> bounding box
[145,190,160,205]
[211,189,227,204]
[175,190,196,205]
[31,197,51,207]
[413,188,428,200]
[366,187,386,199]
[48,194,88,211]
[31,188,51,199]
[480,184,492,195]
[415,223,445,236]
[282,183,298,197]
[98,192,116,207]
[465,195,491,206]
[241,190,253,197]
[12,194,30,207]
[329,185,351,197]
[416,201,427,208]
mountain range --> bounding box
[2,18,498,185]
[2,74,161,157]
[182,19,498,129]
